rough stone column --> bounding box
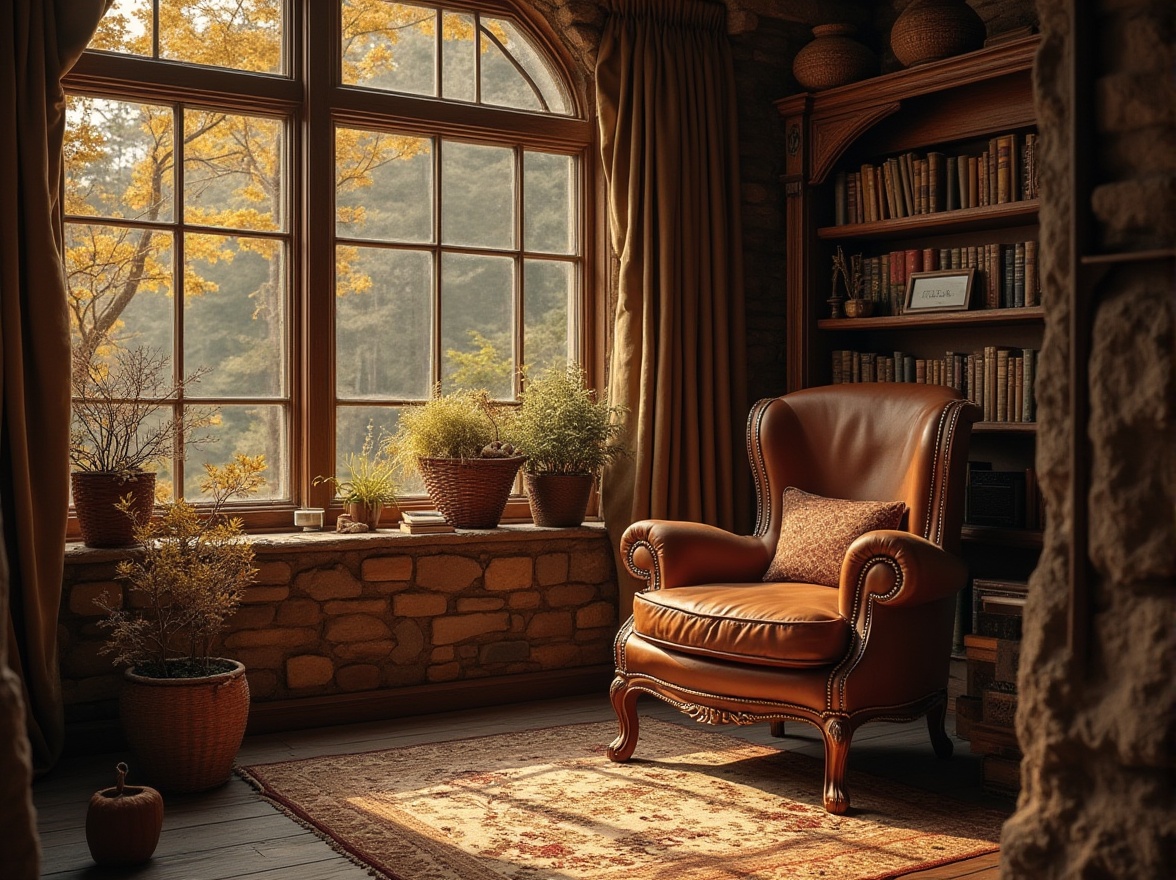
[1001,1,1176,876]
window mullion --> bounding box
[173,103,186,496]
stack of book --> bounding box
[399,510,455,535]
[832,130,1039,226]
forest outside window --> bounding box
[64,0,590,526]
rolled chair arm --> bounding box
[838,529,969,619]
[621,520,774,591]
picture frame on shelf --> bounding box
[905,268,975,313]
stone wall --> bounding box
[60,527,617,730]
[999,1,1176,877]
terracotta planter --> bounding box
[71,470,156,548]
[346,500,384,529]
[792,24,877,91]
[86,762,164,866]
[525,472,595,527]
[891,0,986,68]
[417,456,524,529]
[120,659,250,792]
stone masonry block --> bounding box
[479,640,531,664]
[254,561,292,585]
[417,555,483,592]
[244,669,279,700]
[431,646,455,662]
[241,585,290,604]
[69,582,121,617]
[576,601,616,630]
[286,654,334,688]
[536,552,569,586]
[569,549,612,583]
[544,583,596,608]
[275,599,323,626]
[428,662,461,682]
[225,627,317,649]
[394,593,448,617]
[390,620,425,664]
[458,597,506,613]
[508,592,542,609]
[431,612,510,645]
[324,598,388,616]
[230,647,286,670]
[527,610,574,639]
[532,643,581,669]
[298,565,362,601]
[228,605,276,630]
[485,557,533,592]
[335,640,396,661]
[326,614,391,643]
[362,556,412,582]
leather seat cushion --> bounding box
[632,582,851,669]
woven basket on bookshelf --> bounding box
[71,470,156,548]
[890,0,986,68]
[417,455,524,529]
[120,660,250,792]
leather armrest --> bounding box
[838,529,968,619]
[621,520,774,591]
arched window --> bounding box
[64,0,592,526]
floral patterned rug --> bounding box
[238,718,1003,880]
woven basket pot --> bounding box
[120,660,250,793]
[525,472,595,528]
[417,456,524,529]
[890,0,986,68]
[792,24,877,91]
[72,471,156,548]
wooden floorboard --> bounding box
[34,692,1009,879]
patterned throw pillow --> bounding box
[762,487,906,587]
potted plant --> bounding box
[314,421,398,529]
[511,365,626,527]
[70,344,215,547]
[96,454,266,792]
[390,388,523,529]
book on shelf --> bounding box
[399,510,456,534]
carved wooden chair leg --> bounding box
[769,720,787,738]
[821,716,853,814]
[927,694,954,758]
[606,678,640,762]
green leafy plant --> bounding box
[70,343,217,475]
[389,387,518,475]
[314,421,398,504]
[97,454,267,678]
[511,365,626,476]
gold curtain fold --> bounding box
[595,0,748,618]
[1,2,111,876]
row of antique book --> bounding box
[830,346,1037,423]
[831,131,1039,226]
[847,239,1039,317]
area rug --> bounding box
[238,718,1003,880]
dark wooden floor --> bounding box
[33,693,1011,879]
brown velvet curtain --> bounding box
[1,2,110,875]
[595,0,748,618]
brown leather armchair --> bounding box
[609,383,981,813]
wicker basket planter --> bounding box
[71,471,156,548]
[417,456,524,529]
[120,659,250,793]
[525,472,595,528]
[792,24,877,91]
[890,0,986,68]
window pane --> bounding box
[480,18,571,115]
[336,246,433,400]
[337,405,423,495]
[159,0,284,74]
[336,129,433,243]
[441,253,513,397]
[524,259,573,375]
[66,224,174,362]
[65,97,174,223]
[185,110,285,232]
[441,12,475,103]
[186,404,287,501]
[184,233,286,397]
[524,152,575,255]
[341,1,436,95]
[89,0,152,57]
[441,141,513,249]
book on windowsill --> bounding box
[399,510,456,534]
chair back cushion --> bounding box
[749,384,977,552]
